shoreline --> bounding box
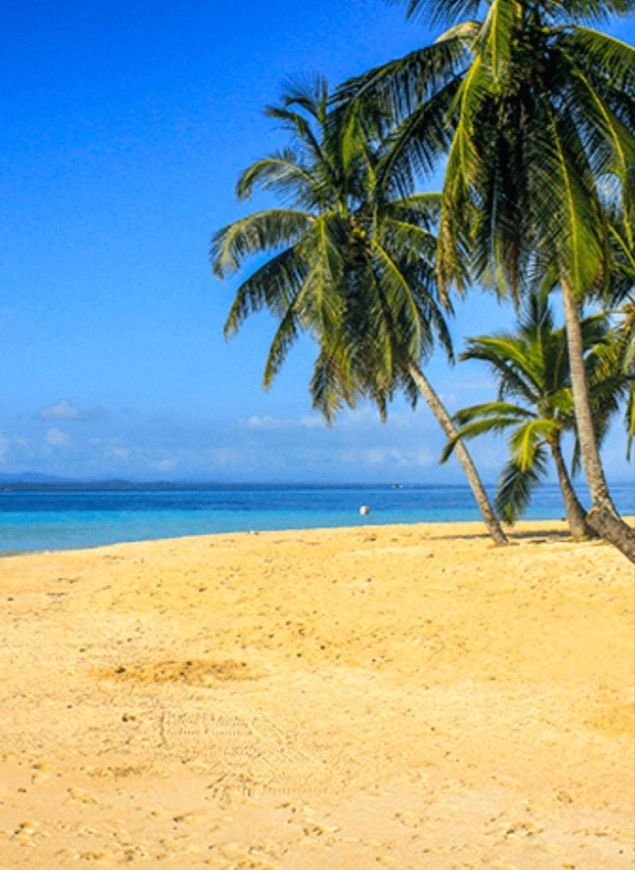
[3,479,633,558]
[3,514,634,560]
[1,519,633,867]
[0,515,530,559]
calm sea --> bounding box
[1,482,633,554]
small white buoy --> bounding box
[359,504,370,516]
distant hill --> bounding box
[0,472,73,484]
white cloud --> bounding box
[335,405,434,432]
[153,458,177,472]
[403,447,435,467]
[45,427,69,447]
[246,415,286,430]
[38,400,102,422]
[337,446,435,469]
[246,414,326,431]
[298,415,327,429]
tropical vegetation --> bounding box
[441,294,622,538]
[335,0,635,560]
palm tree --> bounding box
[441,295,619,538]
[337,0,635,560]
[211,78,508,544]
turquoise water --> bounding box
[1,482,633,553]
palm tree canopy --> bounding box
[340,0,635,298]
[441,294,619,520]
[211,77,455,422]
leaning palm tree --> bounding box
[337,0,635,560]
[441,295,620,538]
[211,78,508,544]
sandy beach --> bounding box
[0,519,633,868]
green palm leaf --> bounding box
[211,210,312,278]
[473,0,517,80]
[495,449,549,525]
[461,336,540,404]
[453,401,534,425]
[236,152,314,203]
[223,247,306,337]
[335,36,471,126]
[509,418,560,472]
[399,0,482,26]
[262,304,301,389]
[534,102,606,297]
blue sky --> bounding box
[1,0,633,484]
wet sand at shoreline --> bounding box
[0,520,633,868]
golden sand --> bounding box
[0,520,633,868]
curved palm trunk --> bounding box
[561,281,635,562]
[408,363,508,546]
[549,438,596,540]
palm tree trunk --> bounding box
[408,363,508,546]
[561,281,635,562]
[549,438,596,540]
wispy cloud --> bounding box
[152,458,177,473]
[37,400,104,422]
[339,446,435,468]
[244,407,426,432]
[45,427,69,447]
[245,414,326,430]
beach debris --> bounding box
[359,505,370,516]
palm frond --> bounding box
[223,246,306,337]
[210,209,312,277]
[236,152,314,203]
[375,78,462,196]
[532,99,606,297]
[440,408,533,463]
[389,191,443,218]
[264,105,327,168]
[263,304,300,388]
[460,335,539,403]
[281,74,330,121]
[295,215,346,338]
[334,35,471,127]
[473,0,518,81]
[382,217,437,263]
[509,418,560,472]
[495,448,549,525]
[396,0,483,26]
[437,55,497,293]
[310,347,355,424]
[560,27,635,95]
[453,400,534,425]
[554,1,634,23]
[369,237,424,360]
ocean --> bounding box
[1,482,633,554]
